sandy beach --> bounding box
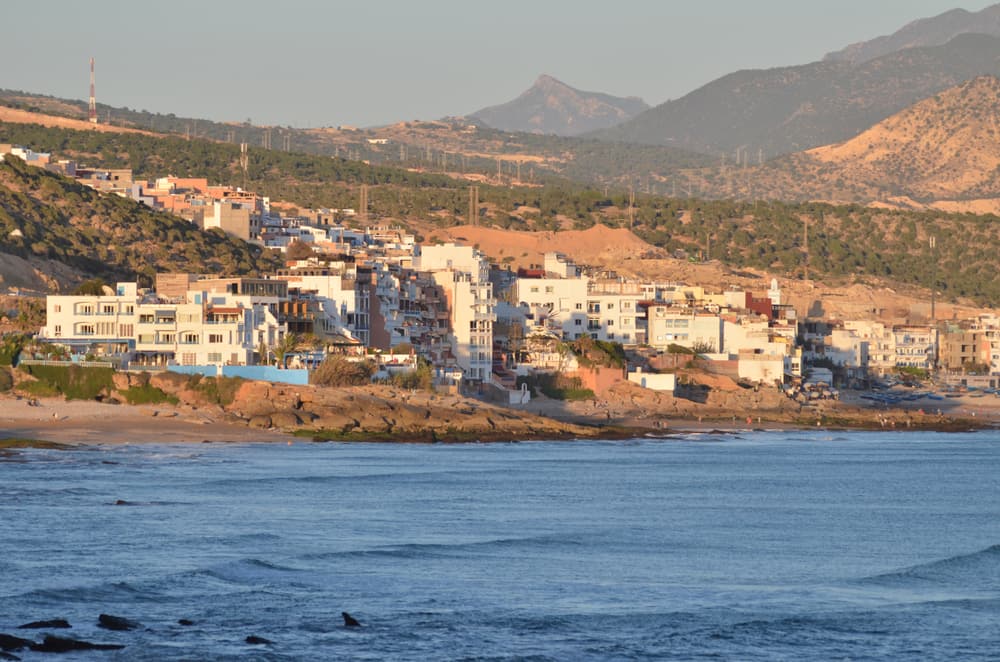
[0,396,296,445]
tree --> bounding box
[285,240,315,260]
[73,278,109,295]
[274,333,301,369]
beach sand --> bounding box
[0,396,295,445]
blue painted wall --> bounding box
[166,365,309,385]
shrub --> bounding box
[188,375,244,406]
[0,334,27,366]
[387,359,433,391]
[18,380,61,398]
[120,384,179,405]
[0,368,13,392]
[517,373,594,401]
[311,356,375,387]
[20,363,113,400]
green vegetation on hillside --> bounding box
[2,121,1000,306]
[0,152,279,286]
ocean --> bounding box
[2,430,999,660]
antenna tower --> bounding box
[88,57,97,124]
[239,143,249,190]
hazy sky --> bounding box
[3,0,995,127]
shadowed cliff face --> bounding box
[471,75,649,136]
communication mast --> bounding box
[88,57,97,124]
[239,143,249,190]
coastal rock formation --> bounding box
[30,635,125,652]
[220,382,595,441]
[97,614,141,631]
[16,620,70,630]
[0,634,34,652]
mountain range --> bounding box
[694,75,1000,212]
[825,2,1000,63]
[469,75,649,136]
[590,32,1000,157]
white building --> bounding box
[415,244,495,383]
[648,307,723,352]
[40,283,284,367]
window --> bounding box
[207,353,223,364]
[607,303,615,310]
[54,325,62,337]
[530,286,539,293]
[101,304,116,315]
[77,324,95,335]
[575,303,583,310]
[182,353,197,366]
[545,286,554,293]
[119,324,133,337]
[139,314,154,324]
[606,320,614,327]
[125,305,134,315]
[574,319,582,326]
[209,334,224,344]
[182,333,199,344]
[54,305,61,313]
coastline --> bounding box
[1,384,994,449]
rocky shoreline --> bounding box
[1,369,995,449]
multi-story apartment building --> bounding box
[40,282,284,367]
[892,325,936,371]
[415,244,495,383]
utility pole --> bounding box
[628,188,636,227]
[930,235,939,371]
[359,184,369,223]
[239,143,249,190]
[803,215,810,282]
[468,185,479,225]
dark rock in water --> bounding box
[97,613,140,631]
[342,611,362,627]
[30,635,125,652]
[177,619,195,626]
[245,635,272,645]
[16,619,71,629]
[0,651,21,660]
[113,499,132,506]
[0,634,34,652]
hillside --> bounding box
[0,155,278,292]
[826,3,1000,63]
[0,90,706,191]
[470,75,649,136]
[4,120,1000,308]
[591,33,1000,156]
[680,76,1000,212]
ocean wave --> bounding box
[301,534,586,562]
[196,558,307,585]
[15,580,166,605]
[859,544,1000,589]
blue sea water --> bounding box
[2,430,999,660]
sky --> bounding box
[2,0,996,128]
